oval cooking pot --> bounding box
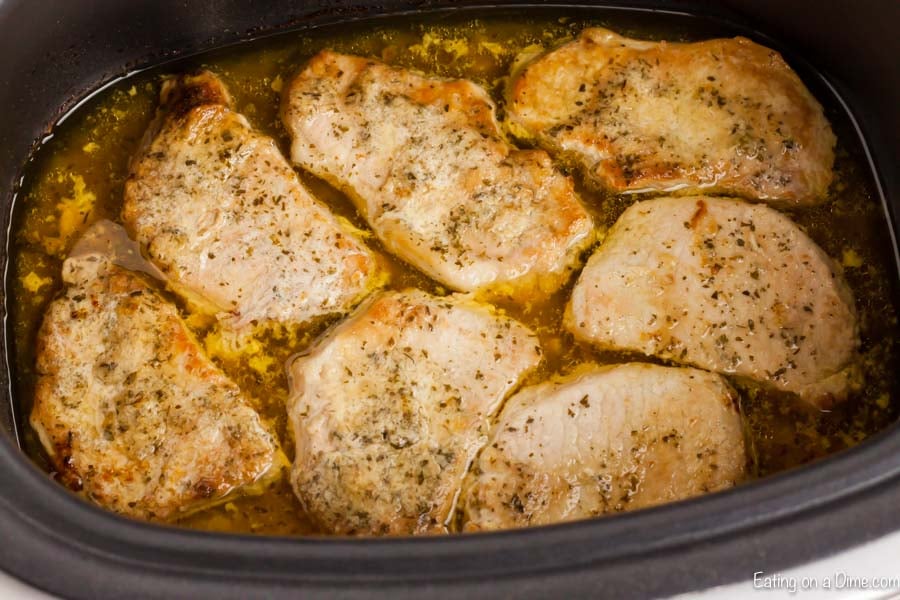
[0,1,898,598]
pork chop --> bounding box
[507,28,835,205]
[286,289,542,535]
[565,196,859,406]
[30,252,283,521]
[462,363,746,530]
[124,71,383,330]
[281,51,594,295]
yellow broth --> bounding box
[9,13,900,535]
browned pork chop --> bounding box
[565,196,859,406]
[286,289,542,535]
[281,51,594,294]
[30,252,283,521]
[508,28,835,205]
[124,71,383,330]
[462,363,746,530]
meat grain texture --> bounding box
[286,289,542,535]
[507,28,835,205]
[566,196,859,406]
[463,363,746,530]
[281,51,594,295]
[124,71,384,330]
[30,253,283,521]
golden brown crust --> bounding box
[30,255,281,520]
[508,28,836,205]
[159,71,233,118]
[281,51,594,296]
[124,70,384,330]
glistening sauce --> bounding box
[10,12,900,535]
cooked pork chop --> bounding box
[30,253,282,521]
[281,51,594,294]
[507,28,835,205]
[124,71,383,330]
[286,289,542,535]
[462,363,746,530]
[565,196,859,406]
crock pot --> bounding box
[0,1,898,598]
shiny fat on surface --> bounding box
[462,363,746,530]
[281,51,595,295]
[124,71,384,330]
[286,289,542,535]
[507,27,836,205]
[30,252,284,521]
[565,196,859,406]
